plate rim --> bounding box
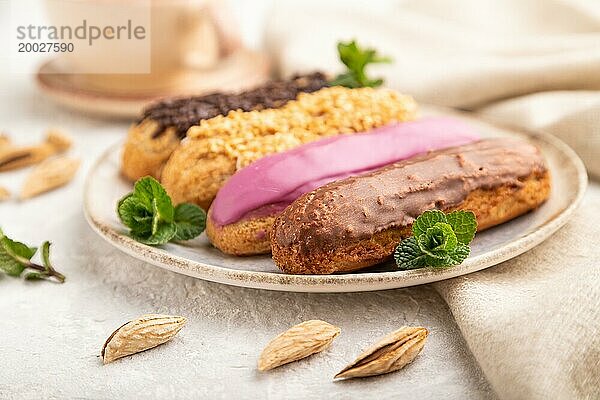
[83,109,588,293]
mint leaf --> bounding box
[118,194,150,231]
[394,210,476,270]
[447,243,470,265]
[412,210,447,237]
[0,229,65,282]
[118,177,207,245]
[0,230,37,276]
[4,237,37,261]
[38,241,65,283]
[423,255,453,267]
[134,177,174,223]
[118,195,153,237]
[133,222,177,245]
[329,72,359,89]
[40,241,51,267]
[118,177,181,246]
[446,211,477,244]
[331,40,392,88]
[173,203,206,241]
[416,222,458,259]
[0,245,27,276]
[24,271,46,280]
[394,237,427,270]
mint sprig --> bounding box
[0,228,65,283]
[394,210,477,270]
[173,203,207,241]
[330,40,392,88]
[117,177,206,246]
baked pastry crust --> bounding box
[161,87,417,208]
[206,213,275,256]
[270,138,551,274]
[271,172,551,274]
[121,120,180,181]
[208,169,551,260]
[120,73,329,182]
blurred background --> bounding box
[1,0,598,175]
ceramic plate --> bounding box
[84,107,587,292]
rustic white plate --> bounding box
[84,107,587,292]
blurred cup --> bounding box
[43,0,237,91]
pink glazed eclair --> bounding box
[205,117,480,255]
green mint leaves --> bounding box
[0,228,65,283]
[173,203,207,241]
[330,40,392,88]
[394,210,477,270]
[117,177,206,246]
[117,177,176,245]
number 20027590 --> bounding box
[18,42,74,52]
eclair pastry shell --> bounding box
[271,173,550,274]
[206,212,275,256]
[120,73,329,182]
[121,120,180,181]
[161,87,417,208]
[270,139,551,274]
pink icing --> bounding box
[210,117,480,226]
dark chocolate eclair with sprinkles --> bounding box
[271,138,551,275]
[121,72,329,181]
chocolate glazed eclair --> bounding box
[271,139,551,274]
[121,73,329,181]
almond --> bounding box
[258,320,341,371]
[20,156,80,199]
[335,326,428,379]
[102,314,187,364]
[0,130,72,172]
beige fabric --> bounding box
[266,1,600,398]
[266,0,600,177]
[480,92,600,178]
[434,185,600,400]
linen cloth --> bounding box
[266,1,600,399]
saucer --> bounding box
[36,49,271,119]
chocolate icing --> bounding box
[139,72,329,139]
[272,138,547,253]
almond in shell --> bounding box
[335,326,428,379]
[0,130,72,172]
[258,320,341,371]
[20,156,80,199]
[102,314,187,364]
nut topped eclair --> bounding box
[121,73,329,181]
[161,86,418,209]
[271,138,550,274]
